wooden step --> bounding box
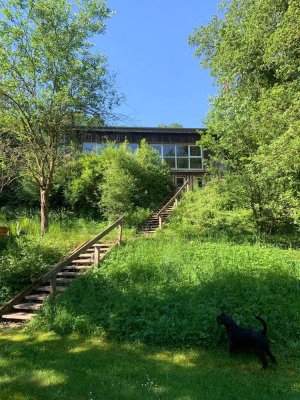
[36,286,66,292]
[79,253,93,258]
[92,243,112,248]
[71,259,94,264]
[57,271,83,277]
[63,265,93,271]
[13,303,42,311]
[55,278,73,284]
[2,312,36,321]
[25,294,49,301]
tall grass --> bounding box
[33,235,300,348]
[0,210,109,305]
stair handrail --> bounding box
[157,181,189,228]
[0,216,124,314]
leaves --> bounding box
[190,0,300,233]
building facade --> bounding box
[77,126,207,188]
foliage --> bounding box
[0,210,107,305]
[189,0,300,233]
[0,0,121,233]
[157,123,183,128]
[100,141,173,220]
[133,140,173,208]
[34,229,300,349]
[63,153,104,215]
[166,182,255,241]
[0,134,20,193]
[63,141,173,221]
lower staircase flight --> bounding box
[0,217,124,324]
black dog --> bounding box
[217,313,276,369]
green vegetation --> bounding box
[27,189,299,351]
[32,228,300,348]
[0,210,113,306]
[0,330,300,400]
[0,0,121,233]
[189,0,300,234]
[66,140,172,220]
[1,184,300,399]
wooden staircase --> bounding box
[140,181,189,234]
[0,218,124,324]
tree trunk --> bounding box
[40,187,50,235]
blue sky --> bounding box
[98,1,221,128]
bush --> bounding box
[166,182,255,241]
[64,141,173,221]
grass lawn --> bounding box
[0,330,299,400]
[1,193,300,400]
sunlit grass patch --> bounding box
[0,331,300,400]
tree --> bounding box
[0,0,121,233]
[189,0,300,233]
[64,141,173,221]
[0,135,20,194]
[157,123,183,128]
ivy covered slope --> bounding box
[33,189,300,349]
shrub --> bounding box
[167,182,255,241]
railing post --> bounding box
[49,275,56,301]
[159,215,162,228]
[117,219,123,245]
[94,245,100,267]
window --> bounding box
[83,142,97,153]
[196,177,203,188]
[128,143,139,152]
[150,144,162,156]
[163,145,175,157]
[82,142,204,170]
[190,146,201,157]
[176,177,185,187]
[177,158,189,169]
[164,158,175,168]
[190,158,202,169]
[176,145,188,157]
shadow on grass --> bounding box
[38,263,300,349]
[0,330,299,400]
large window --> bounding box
[82,142,203,170]
[150,144,203,170]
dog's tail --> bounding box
[255,315,267,336]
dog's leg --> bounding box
[257,350,268,369]
[266,346,276,364]
[229,341,238,355]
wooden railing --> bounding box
[0,217,124,312]
[44,216,123,300]
[157,181,190,228]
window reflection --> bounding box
[190,146,201,157]
[190,158,202,169]
[164,158,176,168]
[82,142,203,170]
[177,158,189,169]
[150,144,162,156]
[163,145,175,157]
[176,145,188,157]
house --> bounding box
[77,126,207,188]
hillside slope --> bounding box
[33,190,300,349]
